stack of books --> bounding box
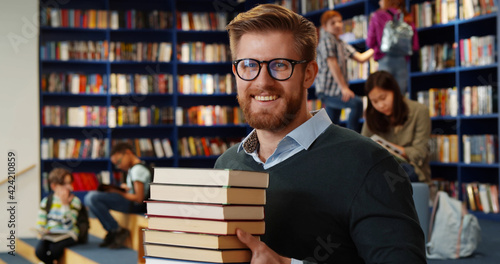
[144,168,269,264]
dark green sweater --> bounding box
[214,124,426,263]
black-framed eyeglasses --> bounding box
[232,58,307,81]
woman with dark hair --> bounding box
[361,71,431,182]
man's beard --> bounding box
[238,86,304,131]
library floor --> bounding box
[427,218,500,263]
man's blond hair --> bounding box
[226,4,317,62]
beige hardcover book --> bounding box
[146,201,264,220]
[143,229,258,249]
[152,168,269,188]
[149,184,266,205]
[144,243,251,263]
[146,215,265,235]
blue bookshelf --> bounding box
[408,0,500,218]
[38,0,248,199]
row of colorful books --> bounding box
[41,137,109,160]
[460,0,498,19]
[109,42,172,62]
[462,85,496,116]
[108,106,174,127]
[432,179,460,198]
[42,105,107,127]
[41,8,174,30]
[340,15,367,42]
[411,0,457,28]
[112,138,174,159]
[41,73,108,94]
[144,168,269,263]
[418,42,455,72]
[109,74,174,95]
[177,136,242,158]
[346,57,370,81]
[177,11,229,31]
[429,134,459,163]
[416,87,458,117]
[175,106,245,126]
[463,134,498,164]
[40,8,109,29]
[110,10,173,30]
[178,74,235,95]
[40,40,108,61]
[464,182,499,213]
[177,42,230,63]
[460,35,495,67]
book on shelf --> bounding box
[462,134,498,164]
[463,183,500,213]
[153,168,269,188]
[146,215,265,235]
[144,243,251,263]
[429,134,459,163]
[143,229,258,249]
[146,201,264,220]
[149,184,266,205]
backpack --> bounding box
[45,193,90,244]
[132,162,154,200]
[380,9,414,56]
[426,191,481,259]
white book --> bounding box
[206,74,214,94]
[153,138,165,158]
[463,86,472,116]
[108,106,117,128]
[463,135,471,164]
[110,11,119,29]
[175,107,184,126]
[139,75,149,94]
[139,107,149,127]
[70,74,80,94]
[66,139,76,160]
[48,138,54,159]
[442,136,450,163]
[181,12,190,30]
[59,41,69,61]
[162,138,174,158]
[58,139,67,160]
[91,138,100,159]
[100,170,111,185]
[110,73,117,94]
[41,138,49,160]
[50,9,60,27]
[117,74,127,94]
[479,184,491,213]
[181,43,190,62]
[448,87,458,116]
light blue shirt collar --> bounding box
[237,109,332,169]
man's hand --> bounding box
[236,229,291,264]
[340,87,355,102]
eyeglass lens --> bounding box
[236,59,295,81]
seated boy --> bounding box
[84,142,151,249]
[36,168,81,264]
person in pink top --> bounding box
[367,0,419,95]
